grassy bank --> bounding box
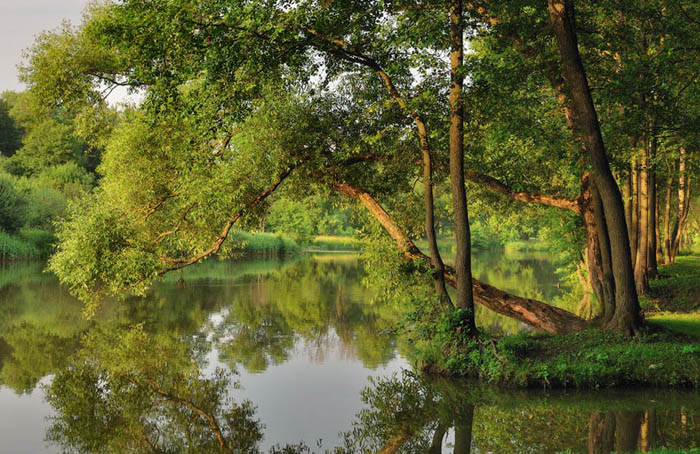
[232,232,363,255]
[418,256,700,389]
[421,325,700,389]
[0,229,55,260]
[503,239,550,253]
[232,231,300,256]
[306,235,363,251]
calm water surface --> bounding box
[0,251,698,453]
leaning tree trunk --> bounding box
[333,182,589,334]
[449,0,477,333]
[548,0,641,335]
[634,145,650,294]
[422,135,453,309]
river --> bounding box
[0,251,697,453]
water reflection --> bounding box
[340,372,700,453]
[45,324,264,454]
[1,255,698,453]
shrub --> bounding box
[0,173,26,232]
[23,186,66,230]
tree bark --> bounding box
[548,0,642,335]
[648,137,659,279]
[624,169,633,256]
[423,134,454,309]
[590,181,615,322]
[663,170,674,264]
[631,158,639,262]
[634,144,650,294]
[449,0,477,333]
[655,191,664,266]
[671,148,687,262]
[334,182,589,334]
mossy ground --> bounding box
[425,256,700,389]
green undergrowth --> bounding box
[415,308,700,389]
[0,229,55,260]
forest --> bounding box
[0,0,699,453]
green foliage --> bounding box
[0,173,26,232]
[265,194,359,241]
[0,91,23,156]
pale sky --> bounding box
[1,0,88,93]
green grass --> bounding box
[307,235,363,251]
[231,231,300,256]
[496,328,700,388]
[649,256,700,312]
[648,312,700,338]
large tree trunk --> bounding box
[548,0,642,335]
[449,0,477,333]
[590,182,616,321]
[634,145,650,294]
[334,182,589,334]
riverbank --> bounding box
[420,256,700,389]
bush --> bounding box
[0,173,26,232]
[23,186,66,230]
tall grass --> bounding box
[232,231,300,256]
[0,229,56,261]
[308,235,363,251]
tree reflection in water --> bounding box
[337,371,700,454]
[45,324,263,454]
